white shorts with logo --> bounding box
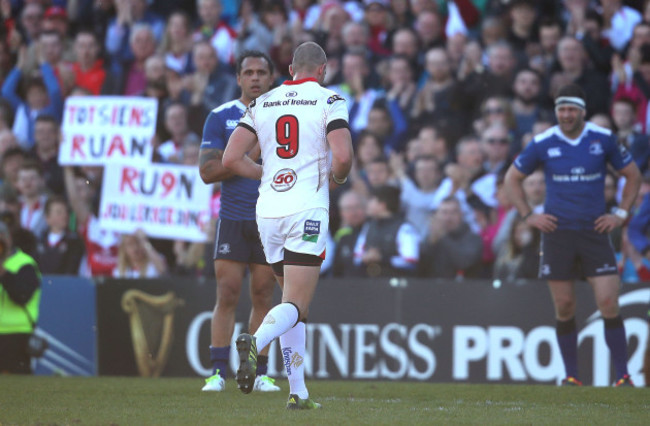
[256,207,328,264]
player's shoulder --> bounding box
[532,126,560,144]
[583,122,613,138]
[210,99,246,116]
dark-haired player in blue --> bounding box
[505,84,641,387]
[199,51,279,392]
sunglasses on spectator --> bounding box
[486,138,509,145]
[483,107,505,115]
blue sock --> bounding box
[556,317,578,379]
[604,316,629,379]
[210,346,229,378]
[257,355,269,376]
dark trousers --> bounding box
[0,333,32,374]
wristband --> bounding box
[332,173,348,185]
[521,211,533,221]
[613,207,628,221]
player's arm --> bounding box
[222,126,262,180]
[199,147,235,183]
[328,126,353,184]
[595,161,641,233]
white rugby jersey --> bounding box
[238,78,349,218]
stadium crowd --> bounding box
[1,0,650,282]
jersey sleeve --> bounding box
[325,94,349,133]
[513,140,540,175]
[201,110,226,150]
[605,134,633,170]
[237,101,256,135]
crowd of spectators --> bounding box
[2,0,650,283]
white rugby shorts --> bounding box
[256,207,329,264]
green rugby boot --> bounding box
[286,394,322,410]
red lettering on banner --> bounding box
[67,105,77,124]
[130,108,142,125]
[72,135,85,159]
[120,167,138,193]
[107,135,127,157]
[161,172,176,197]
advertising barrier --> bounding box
[94,278,650,386]
[34,276,97,376]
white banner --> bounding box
[99,163,211,242]
[58,96,157,166]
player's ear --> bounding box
[288,64,294,77]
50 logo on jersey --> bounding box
[271,168,297,192]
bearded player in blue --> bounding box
[505,84,641,387]
[199,51,279,392]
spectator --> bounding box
[1,57,63,149]
[72,30,106,95]
[185,41,238,118]
[0,130,19,159]
[530,18,562,76]
[391,27,422,76]
[493,216,540,283]
[493,169,545,257]
[113,229,167,278]
[552,36,610,117]
[612,97,650,174]
[29,115,63,196]
[332,190,368,277]
[412,47,464,136]
[353,185,420,277]
[193,0,238,66]
[385,54,417,120]
[236,0,281,58]
[414,9,444,51]
[506,0,538,61]
[0,147,26,193]
[15,160,48,238]
[0,98,14,131]
[474,96,518,142]
[105,0,165,65]
[64,167,119,277]
[23,30,74,95]
[511,68,549,145]
[0,221,42,374]
[392,153,442,237]
[601,0,642,53]
[363,156,393,194]
[34,195,84,274]
[105,23,157,95]
[157,102,200,163]
[362,0,391,58]
[328,47,383,133]
[19,2,44,45]
[480,122,512,176]
[417,125,449,165]
[159,11,194,76]
[366,102,407,153]
[0,185,37,258]
[419,195,483,279]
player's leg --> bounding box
[548,279,580,384]
[280,262,321,408]
[248,262,280,391]
[203,259,247,391]
[583,230,633,386]
[541,230,581,385]
[588,274,633,385]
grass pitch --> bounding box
[1,377,649,425]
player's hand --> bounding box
[361,247,382,264]
[594,214,623,233]
[525,213,558,233]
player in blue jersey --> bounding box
[198,51,279,392]
[505,84,641,387]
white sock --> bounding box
[254,302,299,352]
[280,321,308,399]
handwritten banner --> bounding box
[99,163,211,242]
[58,96,157,166]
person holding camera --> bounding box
[0,221,43,374]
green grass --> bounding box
[1,377,649,425]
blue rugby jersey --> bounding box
[514,122,633,230]
[201,99,260,221]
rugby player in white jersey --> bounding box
[223,41,353,409]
